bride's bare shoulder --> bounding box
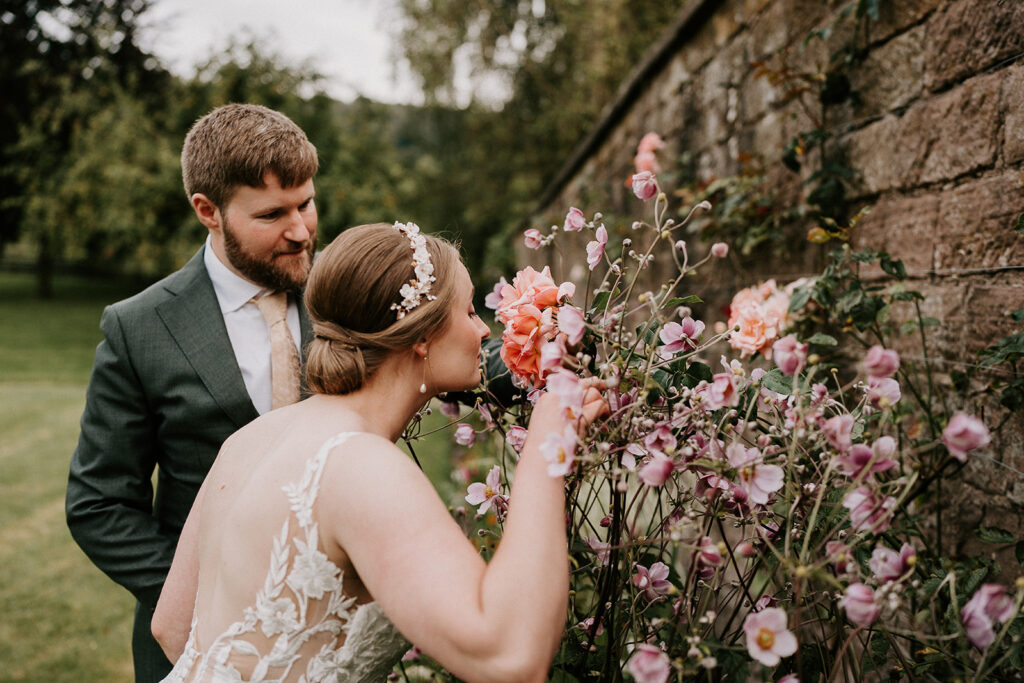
[323,432,418,475]
[319,432,437,506]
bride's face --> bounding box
[427,264,490,392]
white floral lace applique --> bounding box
[161,432,409,683]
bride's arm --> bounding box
[151,478,206,662]
[322,389,605,683]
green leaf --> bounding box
[782,137,802,173]
[1011,307,1024,323]
[869,632,889,664]
[850,297,884,330]
[920,316,940,328]
[760,368,793,394]
[920,577,943,597]
[652,369,674,393]
[1015,540,1024,566]
[962,567,990,598]
[681,361,713,388]
[880,253,907,279]
[1001,381,1024,411]
[1014,212,1024,236]
[976,527,1017,544]
[890,290,925,302]
[951,370,969,393]
[788,285,812,313]
[805,333,838,346]
[662,295,702,308]
[589,290,616,314]
[899,320,919,335]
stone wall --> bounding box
[524,0,1024,561]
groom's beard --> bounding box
[222,216,316,293]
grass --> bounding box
[0,270,142,682]
[0,268,465,682]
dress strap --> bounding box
[284,431,364,531]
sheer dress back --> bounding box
[162,432,410,682]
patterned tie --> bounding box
[252,292,302,409]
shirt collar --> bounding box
[204,236,266,313]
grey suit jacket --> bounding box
[66,247,312,608]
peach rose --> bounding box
[500,304,556,386]
[497,265,560,324]
[729,302,778,358]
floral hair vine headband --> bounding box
[390,221,437,320]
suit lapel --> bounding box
[156,249,259,428]
[297,294,313,396]
[298,297,313,356]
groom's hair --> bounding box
[181,103,318,209]
[304,223,463,396]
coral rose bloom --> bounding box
[729,302,777,358]
[497,266,560,324]
[500,303,553,385]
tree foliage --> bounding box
[392,0,682,280]
[4,1,686,299]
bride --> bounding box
[151,222,607,682]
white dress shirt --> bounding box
[203,237,302,415]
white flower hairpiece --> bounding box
[390,221,437,319]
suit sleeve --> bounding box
[66,304,176,608]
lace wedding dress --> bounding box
[162,432,410,682]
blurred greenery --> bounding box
[1,0,683,302]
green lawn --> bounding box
[0,271,141,682]
[0,269,464,682]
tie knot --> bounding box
[252,292,288,325]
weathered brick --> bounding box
[747,0,830,61]
[849,24,926,119]
[852,192,940,273]
[842,115,907,195]
[962,283,1024,356]
[935,170,1024,270]
[742,110,787,164]
[1002,61,1024,165]
[924,0,1024,90]
[912,72,1002,184]
[738,61,779,124]
[871,0,942,42]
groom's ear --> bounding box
[191,193,221,231]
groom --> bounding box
[66,104,318,683]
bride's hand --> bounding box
[574,378,610,435]
[531,377,609,437]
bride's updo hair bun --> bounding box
[304,222,461,395]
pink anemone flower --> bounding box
[743,607,798,667]
[627,644,671,683]
[658,317,705,358]
[464,465,505,515]
[540,423,578,477]
[726,442,784,506]
[564,206,586,231]
[586,225,608,271]
[962,583,1016,649]
[632,561,672,601]
[840,583,881,626]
